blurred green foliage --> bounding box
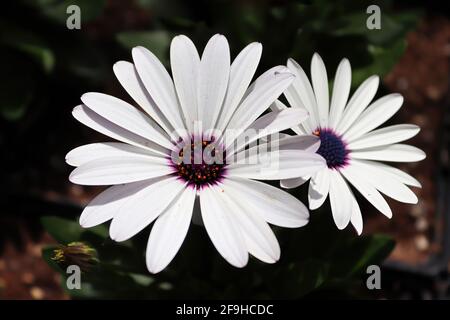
[41,213,394,299]
[0,0,420,121]
[0,0,421,299]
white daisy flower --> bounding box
[278,53,426,235]
[66,34,326,273]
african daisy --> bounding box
[66,35,326,273]
[277,53,425,234]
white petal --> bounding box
[349,190,363,235]
[277,135,321,152]
[328,58,351,129]
[227,108,309,158]
[228,150,326,180]
[351,144,426,162]
[72,105,167,154]
[351,160,418,204]
[348,124,420,150]
[170,35,200,133]
[216,42,262,131]
[286,58,318,131]
[219,189,280,263]
[311,53,329,127]
[146,186,196,273]
[132,46,186,132]
[280,176,310,189]
[69,155,172,186]
[113,61,173,135]
[340,165,392,218]
[344,94,404,141]
[110,176,185,242]
[222,177,309,228]
[226,67,294,139]
[79,180,151,228]
[269,100,306,135]
[337,75,379,134]
[66,142,157,167]
[81,92,173,150]
[328,170,352,230]
[198,34,230,132]
[365,161,421,188]
[308,169,330,210]
[200,185,248,268]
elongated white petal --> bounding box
[286,58,318,130]
[227,108,308,158]
[340,165,392,218]
[328,170,352,229]
[217,42,262,131]
[311,53,329,127]
[170,35,200,132]
[198,34,230,132]
[69,155,173,186]
[226,67,294,139]
[351,160,418,204]
[200,185,248,268]
[308,169,330,210]
[344,94,404,140]
[365,161,421,188]
[66,142,158,167]
[79,180,151,228]
[228,150,326,180]
[81,92,173,150]
[329,58,351,129]
[113,61,173,135]
[222,177,309,228]
[277,135,321,152]
[269,100,307,135]
[72,105,166,154]
[219,189,280,263]
[132,46,185,131]
[146,186,196,273]
[349,190,363,235]
[280,176,310,189]
[348,124,420,150]
[337,75,379,134]
[110,176,185,242]
[351,144,426,162]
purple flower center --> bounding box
[171,137,226,188]
[314,128,349,169]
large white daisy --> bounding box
[66,35,326,273]
[277,53,426,234]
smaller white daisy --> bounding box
[278,53,426,234]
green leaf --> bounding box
[0,22,55,73]
[272,260,329,298]
[41,216,107,244]
[349,234,395,276]
[332,11,420,46]
[352,39,406,85]
[330,234,395,278]
[15,43,55,73]
[117,30,172,63]
[0,55,34,121]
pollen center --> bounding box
[171,137,226,188]
[314,128,349,169]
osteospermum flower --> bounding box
[66,34,326,273]
[277,53,425,234]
